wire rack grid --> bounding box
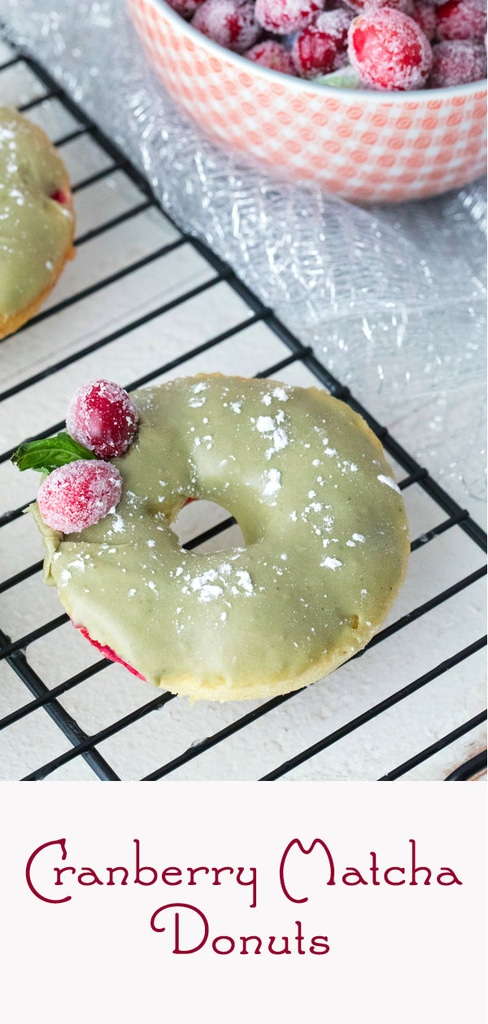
[0,37,486,783]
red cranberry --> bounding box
[292,9,353,78]
[191,0,262,52]
[37,460,123,534]
[66,380,139,459]
[348,8,433,89]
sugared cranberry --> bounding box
[165,0,206,18]
[342,0,413,13]
[244,39,296,73]
[435,0,487,40]
[37,460,123,534]
[348,8,433,89]
[255,0,325,35]
[429,38,487,84]
[410,0,438,38]
[66,380,139,459]
[291,9,353,78]
[191,0,261,52]
[50,189,68,204]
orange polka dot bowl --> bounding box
[127,0,487,203]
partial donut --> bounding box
[32,374,410,702]
[0,107,75,341]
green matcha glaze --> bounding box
[0,107,74,326]
[33,375,410,701]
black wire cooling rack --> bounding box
[0,37,486,782]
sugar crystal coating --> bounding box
[165,0,207,17]
[255,0,325,34]
[37,460,123,534]
[429,38,487,84]
[291,9,353,78]
[66,379,139,458]
[245,38,296,73]
[191,0,261,51]
[410,0,438,39]
[435,0,487,39]
[347,8,433,89]
[342,0,414,13]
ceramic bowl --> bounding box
[127,0,487,203]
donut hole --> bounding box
[171,498,247,553]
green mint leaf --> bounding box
[313,65,363,89]
[11,432,98,474]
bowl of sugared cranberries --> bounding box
[127,0,487,202]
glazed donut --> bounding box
[0,107,75,341]
[32,374,410,702]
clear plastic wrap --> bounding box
[1,0,486,508]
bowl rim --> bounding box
[135,0,488,103]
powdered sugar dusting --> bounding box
[108,512,126,534]
[320,556,343,570]
[179,561,255,602]
[255,412,290,460]
[235,569,253,594]
[262,467,281,497]
[257,415,275,433]
[378,474,401,493]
